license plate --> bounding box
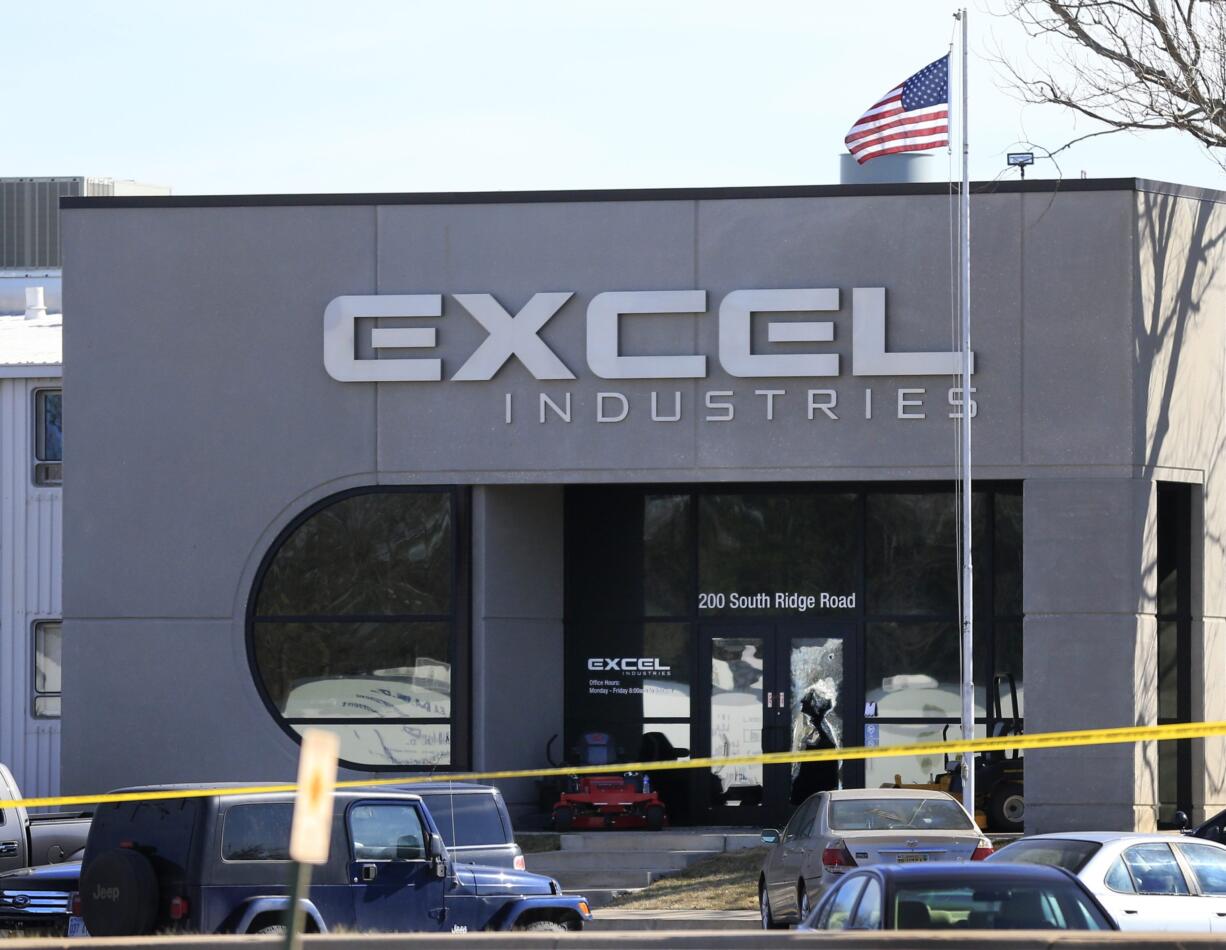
[67,917,89,937]
[897,853,929,864]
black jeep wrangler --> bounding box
[78,786,589,935]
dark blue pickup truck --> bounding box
[69,785,589,936]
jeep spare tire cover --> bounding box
[81,848,159,936]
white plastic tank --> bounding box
[24,286,47,320]
[839,153,941,185]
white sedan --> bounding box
[988,832,1226,932]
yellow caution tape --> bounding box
[6,719,1225,811]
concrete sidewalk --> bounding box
[587,909,759,930]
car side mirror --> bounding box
[761,828,781,845]
[427,832,448,877]
[674,747,690,758]
[1173,810,1191,832]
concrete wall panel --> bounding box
[62,619,298,792]
[61,207,378,621]
[472,486,565,814]
[1023,478,1154,617]
[1022,192,1135,467]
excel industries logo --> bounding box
[323,288,976,424]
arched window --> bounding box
[248,487,466,769]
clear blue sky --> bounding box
[9,0,1224,194]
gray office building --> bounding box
[59,178,1224,833]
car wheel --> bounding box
[255,925,287,934]
[518,920,567,932]
[759,880,783,930]
[988,783,1024,833]
[554,806,575,831]
[645,804,665,831]
[798,882,811,924]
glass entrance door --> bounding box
[700,623,859,826]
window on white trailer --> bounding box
[33,389,62,486]
[33,621,61,718]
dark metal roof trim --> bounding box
[58,177,1224,209]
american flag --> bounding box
[845,55,950,164]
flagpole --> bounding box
[956,6,976,821]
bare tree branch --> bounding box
[989,0,1226,169]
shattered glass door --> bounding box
[788,638,844,805]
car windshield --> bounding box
[829,798,975,832]
[893,883,1111,930]
[986,839,1102,873]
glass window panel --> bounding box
[993,623,1023,717]
[1156,488,1179,617]
[863,721,985,790]
[829,797,975,831]
[642,624,693,718]
[256,491,453,616]
[35,390,62,462]
[866,623,986,718]
[991,839,1101,873]
[698,493,857,616]
[850,877,882,929]
[1178,843,1226,896]
[710,637,764,806]
[88,798,201,861]
[349,803,427,860]
[34,621,62,694]
[1105,857,1135,893]
[33,621,61,720]
[565,488,645,621]
[643,495,692,617]
[1158,740,1178,825]
[253,622,450,718]
[892,884,1109,930]
[790,638,844,803]
[302,723,450,767]
[222,803,293,861]
[994,493,1023,616]
[823,877,866,930]
[1158,621,1179,721]
[783,796,819,840]
[418,793,509,848]
[865,492,987,615]
[565,622,692,724]
[1122,843,1190,895]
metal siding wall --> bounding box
[0,377,62,797]
[0,179,85,268]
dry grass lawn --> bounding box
[606,847,766,911]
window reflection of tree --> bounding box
[257,493,452,616]
[643,495,691,616]
[254,622,450,714]
[698,494,856,608]
[866,494,985,615]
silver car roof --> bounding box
[1014,831,1226,846]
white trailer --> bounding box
[0,299,62,798]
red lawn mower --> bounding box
[545,732,668,831]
